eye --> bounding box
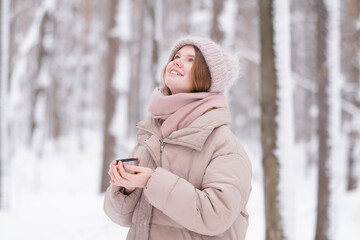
[174,55,180,59]
[188,58,194,63]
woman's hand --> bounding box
[122,165,155,188]
[108,160,154,192]
[108,160,136,192]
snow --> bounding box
[0,131,129,240]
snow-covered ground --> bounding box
[0,130,359,239]
[0,131,128,240]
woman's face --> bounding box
[164,45,195,94]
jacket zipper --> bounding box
[160,140,165,166]
[137,125,166,166]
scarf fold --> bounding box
[148,88,228,138]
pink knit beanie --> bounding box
[169,36,239,93]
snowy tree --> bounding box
[230,0,260,142]
[210,0,224,43]
[314,0,335,238]
[162,0,191,47]
[146,0,160,91]
[290,0,318,165]
[0,0,3,210]
[273,0,295,238]
[315,0,329,237]
[100,0,119,193]
[127,0,145,139]
[0,0,10,210]
[340,0,360,191]
[258,0,284,238]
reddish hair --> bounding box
[162,45,211,95]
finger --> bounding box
[108,165,115,176]
[109,164,118,176]
[114,164,135,188]
[118,162,133,180]
[110,178,131,189]
[108,168,117,181]
[111,166,124,183]
[126,165,148,173]
[109,160,117,168]
[110,164,123,183]
[109,164,116,172]
[110,164,119,175]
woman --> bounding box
[104,36,252,240]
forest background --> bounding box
[0,0,360,239]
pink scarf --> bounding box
[148,88,228,138]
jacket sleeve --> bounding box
[103,144,142,227]
[143,153,252,236]
[103,185,142,227]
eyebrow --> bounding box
[176,52,195,58]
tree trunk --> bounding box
[340,0,360,192]
[0,0,3,210]
[211,0,224,43]
[258,0,284,239]
[127,0,145,138]
[315,0,330,239]
[146,0,159,92]
[230,0,260,141]
[45,14,61,141]
[28,11,49,146]
[0,0,10,210]
[290,0,318,151]
[100,0,119,193]
[347,131,359,190]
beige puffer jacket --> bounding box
[104,108,252,239]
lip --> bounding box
[169,67,183,76]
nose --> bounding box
[173,58,183,68]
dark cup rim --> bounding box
[115,158,138,163]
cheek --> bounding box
[165,62,173,72]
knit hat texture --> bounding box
[169,36,239,93]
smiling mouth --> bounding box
[170,70,183,76]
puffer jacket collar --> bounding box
[136,107,231,151]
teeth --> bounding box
[171,70,181,76]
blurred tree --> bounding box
[127,0,145,138]
[258,0,284,239]
[315,0,330,239]
[100,0,119,193]
[290,0,318,167]
[28,10,49,147]
[162,0,190,47]
[211,0,224,43]
[1,0,10,210]
[347,131,359,190]
[340,0,360,191]
[0,0,3,210]
[231,0,260,142]
[146,0,160,90]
